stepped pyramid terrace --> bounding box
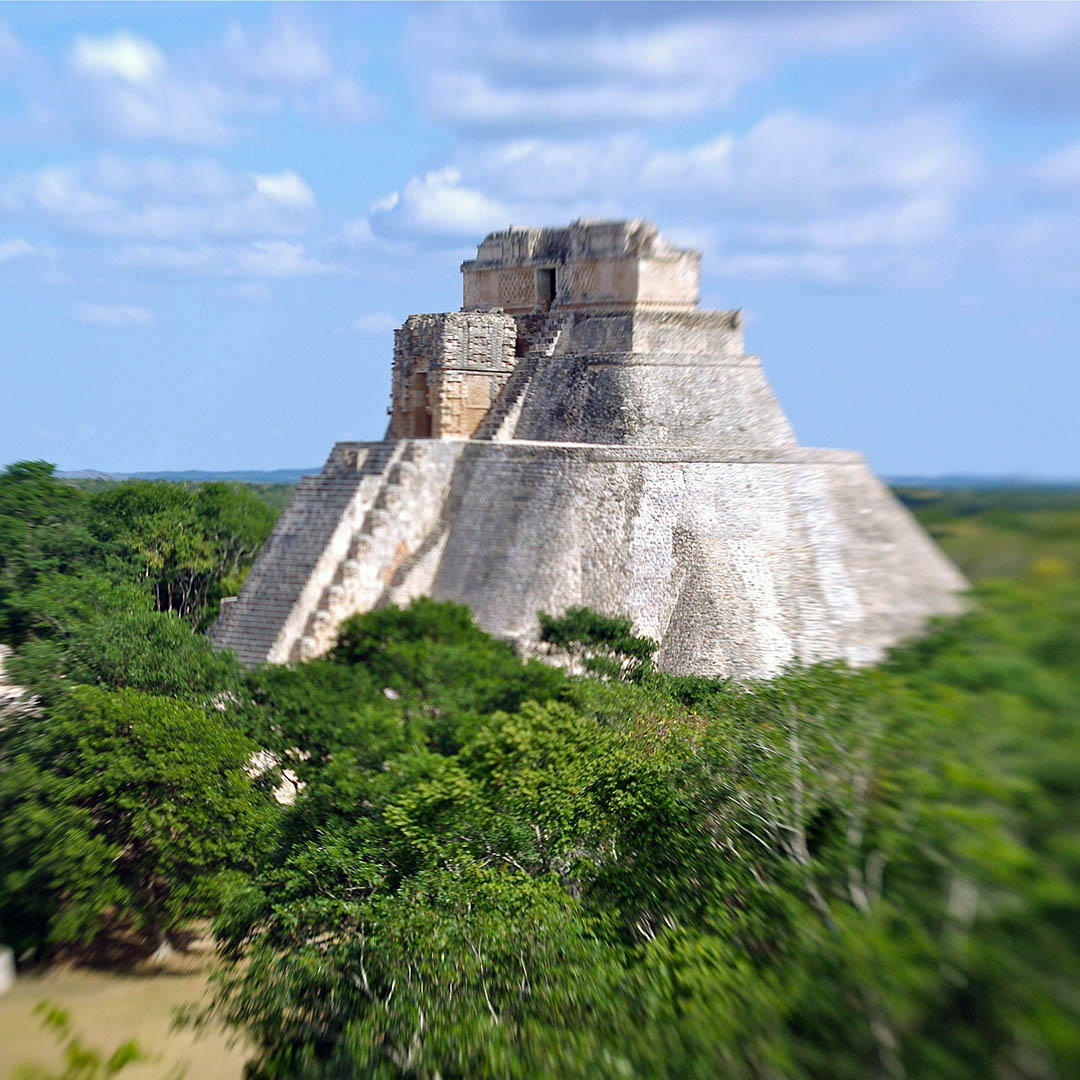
[210,219,966,679]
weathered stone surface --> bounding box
[210,219,967,678]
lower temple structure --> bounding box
[210,219,966,679]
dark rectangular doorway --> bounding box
[537,267,557,308]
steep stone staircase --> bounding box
[474,310,572,442]
[210,442,404,667]
[295,439,460,659]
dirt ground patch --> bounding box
[0,935,247,1079]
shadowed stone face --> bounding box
[210,219,967,678]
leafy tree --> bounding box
[0,462,93,643]
[205,581,1080,1079]
[538,605,658,681]
[0,686,275,959]
[8,573,243,705]
[87,480,275,625]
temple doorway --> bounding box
[536,267,557,309]
[407,371,432,437]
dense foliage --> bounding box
[205,581,1080,1080]
[0,462,278,958]
[0,461,276,644]
[1,464,1077,1078]
[0,687,273,958]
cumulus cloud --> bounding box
[33,16,380,144]
[254,171,315,209]
[369,168,510,237]
[407,4,904,130]
[350,101,983,288]
[365,110,974,267]
[71,301,154,326]
[1,157,316,239]
[71,32,165,83]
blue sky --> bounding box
[1,1,1077,477]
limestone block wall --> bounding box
[423,444,967,680]
[629,310,744,355]
[562,310,742,357]
[511,345,796,450]
[212,437,967,677]
[635,253,701,310]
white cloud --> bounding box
[71,32,165,84]
[0,238,34,263]
[743,198,952,250]
[348,312,397,334]
[371,168,510,236]
[408,5,903,130]
[1,157,317,239]
[360,107,976,286]
[223,19,332,85]
[370,111,973,239]
[97,77,233,144]
[71,302,154,326]
[51,17,379,145]
[254,170,315,209]
[236,241,332,277]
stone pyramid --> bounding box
[210,220,966,679]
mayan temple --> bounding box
[210,219,966,679]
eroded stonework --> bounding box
[210,219,967,678]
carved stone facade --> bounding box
[389,312,517,439]
[461,219,700,314]
[211,219,967,679]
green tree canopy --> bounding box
[207,585,1080,1080]
[0,686,275,958]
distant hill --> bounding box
[58,468,319,484]
[886,475,1080,490]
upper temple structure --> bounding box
[210,219,967,678]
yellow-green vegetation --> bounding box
[1,461,1078,1078]
[896,486,1080,584]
